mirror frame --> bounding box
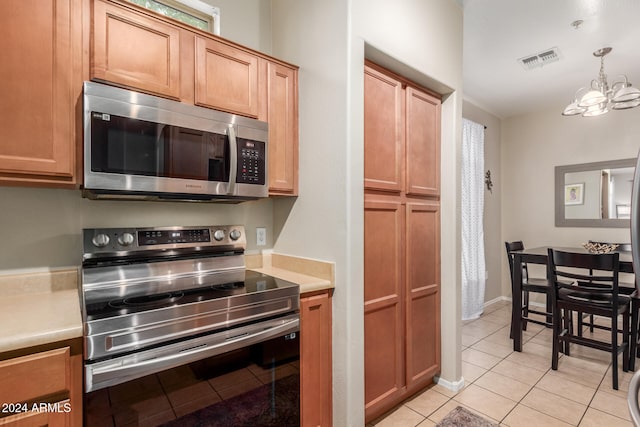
[555,158,636,228]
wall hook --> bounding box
[485,170,493,194]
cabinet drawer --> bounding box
[0,348,70,404]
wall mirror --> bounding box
[555,158,636,228]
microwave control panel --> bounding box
[237,138,266,185]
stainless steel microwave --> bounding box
[82,81,268,202]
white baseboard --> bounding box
[434,375,465,393]
[502,295,545,308]
[484,295,509,308]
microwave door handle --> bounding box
[227,125,237,195]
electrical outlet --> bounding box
[256,227,266,246]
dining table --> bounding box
[511,246,635,352]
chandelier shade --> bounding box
[562,47,640,117]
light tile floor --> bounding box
[371,300,635,426]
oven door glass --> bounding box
[90,112,230,183]
[84,333,300,427]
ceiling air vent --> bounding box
[518,47,561,70]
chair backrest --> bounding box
[547,248,620,306]
[505,241,528,282]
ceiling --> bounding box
[462,0,640,119]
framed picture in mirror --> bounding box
[564,183,584,205]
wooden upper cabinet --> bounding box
[195,37,259,117]
[264,61,299,195]
[0,0,81,186]
[364,65,403,193]
[92,0,182,99]
[405,87,441,197]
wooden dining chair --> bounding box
[505,241,553,338]
[547,248,631,390]
[582,242,640,371]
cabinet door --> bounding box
[405,87,441,197]
[364,199,404,418]
[300,291,332,427]
[0,403,70,427]
[0,0,80,185]
[266,61,299,195]
[92,0,181,99]
[364,65,403,193]
[405,202,440,389]
[195,37,259,117]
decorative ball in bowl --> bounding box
[582,242,619,254]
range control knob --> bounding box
[213,230,225,241]
[117,232,135,247]
[92,233,110,248]
[229,229,242,241]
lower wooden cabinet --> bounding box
[300,290,332,427]
[0,341,83,427]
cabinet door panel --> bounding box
[195,37,259,117]
[364,65,403,192]
[0,403,70,427]
[405,87,440,196]
[405,202,440,386]
[0,0,78,181]
[0,347,70,405]
[92,0,181,99]
[300,291,332,427]
[266,61,298,194]
[364,200,404,414]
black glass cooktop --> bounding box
[85,271,296,321]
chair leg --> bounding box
[563,309,571,356]
[612,315,619,390]
[577,311,583,337]
[632,301,639,371]
[623,311,630,373]
[546,292,553,326]
[522,290,529,331]
[552,305,560,370]
[590,314,595,333]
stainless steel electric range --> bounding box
[81,225,300,426]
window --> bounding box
[128,0,220,34]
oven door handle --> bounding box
[227,124,237,195]
[86,315,299,392]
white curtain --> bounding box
[461,118,486,320]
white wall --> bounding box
[463,101,503,302]
[501,104,640,290]
[271,1,463,425]
[201,0,272,53]
[0,187,273,271]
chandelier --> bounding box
[562,47,640,117]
